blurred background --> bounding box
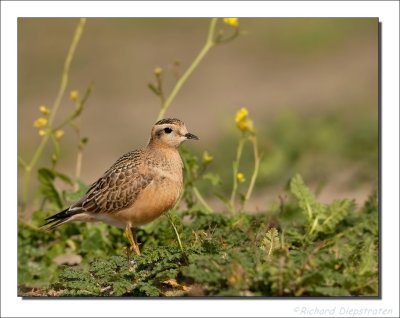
[18,18,378,213]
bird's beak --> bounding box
[185,132,199,140]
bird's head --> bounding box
[149,118,199,149]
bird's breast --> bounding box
[98,148,184,227]
[115,172,182,226]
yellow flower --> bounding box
[235,107,248,123]
[38,129,47,137]
[202,151,214,164]
[236,172,246,183]
[235,107,254,133]
[33,117,48,128]
[237,118,254,132]
[55,129,64,140]
[154,67,163,76]
[39,105,50,115]
[70,90,79,102]
[223,18,239,28]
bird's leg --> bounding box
[125,242,132,267]
[130,227,141,256]
[131,227,140,255]
[124,225,141,256]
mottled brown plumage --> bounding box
[155,118,184,126]
[43,118,199,254]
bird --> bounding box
[43,118,199,255]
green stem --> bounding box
[54,83,93,131]
[268,239,274,256]
[50,134,61,158]
[216,28,240,45]
[181,148,214,212]
[167,212,184,252]
[75,147,83,191]
[20,135,47,214]
[21,166,30,212]
[309,216,319,237]
[193,186,214,213]
[156,18,218,120]
[73,99,83,190]
[18,156,28,168]
[306,201,313,220]
[18,217,41,232]
[229,135,246,213]
[242,136,260,211]
[20,18,86,215]
[47,18,86,129]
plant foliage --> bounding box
[18,175,378,297]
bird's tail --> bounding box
[42,208,79,230]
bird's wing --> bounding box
[70,150,153,214]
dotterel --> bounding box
[43,118,199,255]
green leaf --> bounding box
[81,228,106,254]
[321,199,354,233]
[260,227,280,256]
[53,170,73,185]
[112,280,133,296]
[314,286,351,296]
[358,236,377,276]
[363,189,378,214]
[148,83,160,96]
[38,168,63,209]
[290,174,324,221]
[64,180,89,202]
[138,283,160,296]
[202,172,221,186]
[290,174,326,238]
[19,185,378,297]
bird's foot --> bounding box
[123,245,137,271]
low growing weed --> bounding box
[19,176,378,297]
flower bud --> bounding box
[70,90,79,102]
[39,105,50,115]
[33,117,48,128]
[236,172,246,183]
[55,129,64,140]
[154,67,163,76]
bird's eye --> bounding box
[164,127,172,134]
